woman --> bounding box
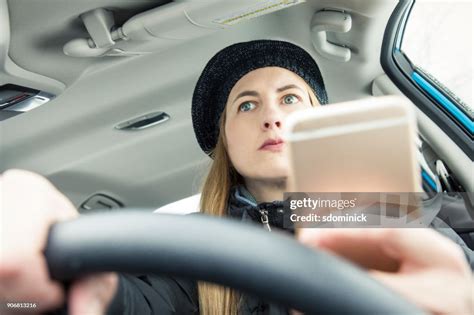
[1,40,472,315]
[191,39,327,314]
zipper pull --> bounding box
[259,209,272,232]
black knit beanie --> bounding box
[192,39,328,157]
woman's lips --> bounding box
[260,142,285,151]
[260,139,285,151]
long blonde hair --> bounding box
[197,109,243,315]
[197,84,320,314]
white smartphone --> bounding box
[284,96,422,193]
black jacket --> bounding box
[106,186,473,314]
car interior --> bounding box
[1,0,470,204]
[0,0,472,239]
[1,0,473,312]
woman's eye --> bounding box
[283,94,299,105]
[239,102,256,112]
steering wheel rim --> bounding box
[44,211,426,314]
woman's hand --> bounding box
[298,228,473,315]
[0,169,118,314]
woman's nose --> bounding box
[263,120,281,129]
[261,105,283,130]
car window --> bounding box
[401,0,473,128]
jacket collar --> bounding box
[227,185,293,233]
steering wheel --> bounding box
[44,212,426,314]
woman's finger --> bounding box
[0,255,65,312]
[377,229,469,271]
[298,228,400,271]
[298,228,468,271]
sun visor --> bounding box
[63,0,306,58]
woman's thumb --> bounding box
[68,273,118,315]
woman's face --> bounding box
[224,67,319,181]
